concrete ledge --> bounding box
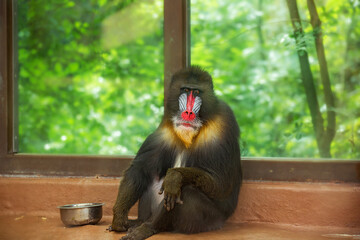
[232,181,360,228]
[0,177,359,229]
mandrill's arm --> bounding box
[111,177,138,231]
[160,167,230,211]
[111,172,144,231]
[111,133,158,231]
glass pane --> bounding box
[191,0,360,159]
[17,0,164,155]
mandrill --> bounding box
[109,66,242,240]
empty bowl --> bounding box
[58,202,104,226]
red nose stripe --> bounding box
[186,91,195,111]
[181,91,196,121]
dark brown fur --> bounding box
[111,66,242,240]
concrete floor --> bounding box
[0,215,359,240]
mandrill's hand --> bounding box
[158,169,184,211]
[109,214,141,232]
[109,214,128,232]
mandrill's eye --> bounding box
[194,89,200,95]
[181,87,190,93]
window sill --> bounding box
[0,154,359,182]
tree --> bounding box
[286,0,336,158]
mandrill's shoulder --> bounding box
[195,100,239,146]
[221,101,240,132]
[213,100,239,135]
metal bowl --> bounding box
[58,203,104,226]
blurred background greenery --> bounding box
[17,0,359,159]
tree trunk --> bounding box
[286,0,332,158]
[307,0,336,157]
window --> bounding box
[17,0,164,155]
[0,0,358,181]
[191,0,360,159]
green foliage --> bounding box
[18,0,164,155]
[18,0,359,159]
[191,0,360,159]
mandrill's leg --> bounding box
[121,185,226,240]
[171,185,226,233]
[121,203,171,240]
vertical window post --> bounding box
[164,0,190,105]
[0,0,16,156]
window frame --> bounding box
[0,0,359,182]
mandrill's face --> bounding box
[167,66,217,148]
[172,87,203,148]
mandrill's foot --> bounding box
[120,223,157,240]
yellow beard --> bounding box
[173,125,199,148]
